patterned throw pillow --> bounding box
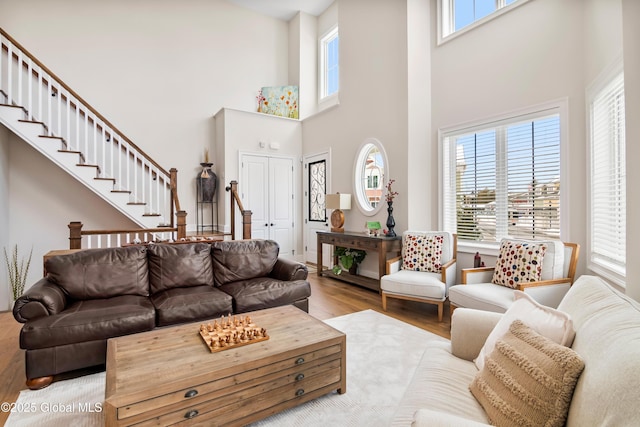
[402,233,444,273]
[492,240,548,288]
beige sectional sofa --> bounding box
[392,274,640,426]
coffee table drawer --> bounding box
[115,345,343,422]
[131,359,342,427]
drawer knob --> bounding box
[295,357,305,365]
[184,389,198,398]
[296,389,305,397]
[184,409,199,419]
[295,373,305,381]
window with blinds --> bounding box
[441,108,561,244]
[589,70,626,283]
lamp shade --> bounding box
[326,193,351,210]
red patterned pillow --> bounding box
[492,240,548,288]
[402,233,444,273]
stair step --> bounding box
[1,103,27,115]
[39,134,68,148]
[58,150,87,163]
[111,190,131,195]
[127,202,146,206]
[77,163,99,169]
[18,119,48,133]
[143,213,161,217]
[95,177,116,183]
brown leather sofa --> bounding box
[13,239,310,389]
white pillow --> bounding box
[475,290,575,371]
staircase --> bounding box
[0,28,175,229]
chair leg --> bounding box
[381,293,388,311]
[437,302,443,322]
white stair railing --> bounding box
[0,28,172,226]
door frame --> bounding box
[303,149,332,266]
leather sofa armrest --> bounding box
[13,278,67,323]
[450,308,502,362]
[269,258,308,281]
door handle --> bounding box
[265,223,268,227]
[270,223,274,226]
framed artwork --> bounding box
[260,86,299,119]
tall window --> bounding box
[320,26,339,100]
[439,0,528,43]
[441,106,562,244]
[589,68,626,285]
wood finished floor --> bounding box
[0,272,451,426]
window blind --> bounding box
[590,72,626,277]
[442,112,561,243]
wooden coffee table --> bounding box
[104,305,346,426]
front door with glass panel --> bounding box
[303,151,331,266]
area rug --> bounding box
[5,310,447,427]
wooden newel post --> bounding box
[226,181,238,240]
[69,221,83,249]
[176,210,187,241]
[242,210,252,240]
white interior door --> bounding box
[303,151,331,266]
[269,157,294,256]
[241,154,294,256]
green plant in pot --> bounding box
[332,247,366,275]
[3,245,32,304]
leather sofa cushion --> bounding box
[151,285,233,327]
[20,295,155,349]
[46,246,149,299]
[148,243,214,294]
[212,240,279,286]
[219,278,311,313]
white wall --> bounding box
[622,0,640,300]
[289,12,319,119]
[430,0,587,274]
[407,0,433,229]
[0,0,290,234]
[302,0,409,276]
[0,125,10,310]
[214,108,302,250]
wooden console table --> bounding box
[316,231,402,292]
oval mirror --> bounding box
[353,138,388,216]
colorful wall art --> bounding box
[259,86,299,119]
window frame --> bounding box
[319,25,339,107]
[587,58,626,287]
[437,0,532,45]
[439,99,568,254]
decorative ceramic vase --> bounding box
[198,162,217,202]
[386,201,396,237]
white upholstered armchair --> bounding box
[381,231,457,322]
[449,239,579,314]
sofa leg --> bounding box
[381,293,388,311]
[437,303,443,322]
[26,376,53,390]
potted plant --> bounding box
[332,247,366,275]
[3,245,32,305]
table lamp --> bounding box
[326,193,351,233]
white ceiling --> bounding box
[226,0,335,21]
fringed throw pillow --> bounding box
[470,320,584,427]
